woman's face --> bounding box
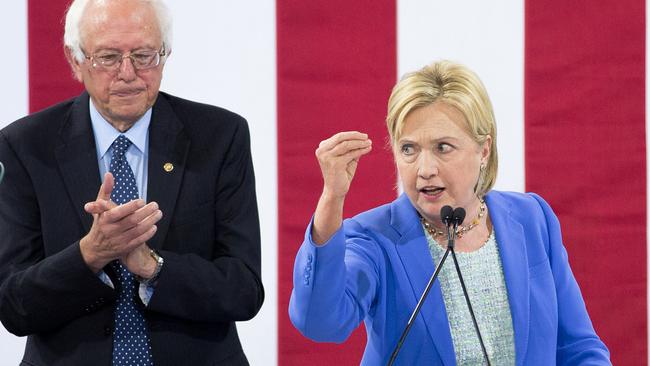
[394,102,490,225]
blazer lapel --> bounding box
[486,192,529,366]
[145,94,190,250]
[391,194,455,366]
[55,93,101,233]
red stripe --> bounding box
[28,0,83,113]
[277,1,397,364]
[525,1,645,364]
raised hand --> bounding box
[312,131,372,244]
[316,131,373,199]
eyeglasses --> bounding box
[84,46,166,71]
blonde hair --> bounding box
[386,60,498,196]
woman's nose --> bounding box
[417,151,438,179]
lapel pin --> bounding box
[163,163,174,172]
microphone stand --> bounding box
[387,207,454,366]
[448,211,491,366]
[387,208,491,366]
[387,237,453,365]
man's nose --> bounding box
[116,56,137,81]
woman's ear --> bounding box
[481,135,492,162]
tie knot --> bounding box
[111,135,133,159]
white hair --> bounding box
[64,0,173,62]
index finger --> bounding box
[101,199,148,222]
[320,131,369,150]
[84,199,116,215]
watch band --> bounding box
[136,249,163,285]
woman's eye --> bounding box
[401,144,415,155]
[437,143,453,153]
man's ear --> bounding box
[64,47,84,82]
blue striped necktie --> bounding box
[109,135,154,366]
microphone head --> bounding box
[440,205,454,226]
[452,207,466,225]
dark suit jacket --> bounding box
[0,92,264,366]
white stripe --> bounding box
[161,2,278,365]
[0,1,28,364]
[0,1,29,128]
[397,0,526,193]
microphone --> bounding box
[452,207,466,227]
[440,205,453,226]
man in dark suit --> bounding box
[0,0,264,365]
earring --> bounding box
[474,162,486,194]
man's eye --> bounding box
[132,53,154,63]
[97,54,120,64]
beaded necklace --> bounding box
[421,198,486,239]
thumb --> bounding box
[97,172,114,201]
[85,173,115,215]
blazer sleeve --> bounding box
[146,118,264,323]
[530,193,611,365]
[289,217,380,343]
[0,132,115,336]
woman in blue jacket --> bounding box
[289,60,610,365]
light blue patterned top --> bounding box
[425,228,516,365]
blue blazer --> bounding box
[289,191,610,365]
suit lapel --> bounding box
[391,195,455,366]
[55,93,101,233]
[486,192,529,366]
[145,94,190,250]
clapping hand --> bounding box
[80,173,162,275]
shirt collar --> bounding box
[89,99,151,159]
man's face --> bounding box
[67,0,165,131]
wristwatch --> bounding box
[136,249,164,285]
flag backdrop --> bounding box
[0,0,644,365]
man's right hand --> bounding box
[79,173,162,273]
